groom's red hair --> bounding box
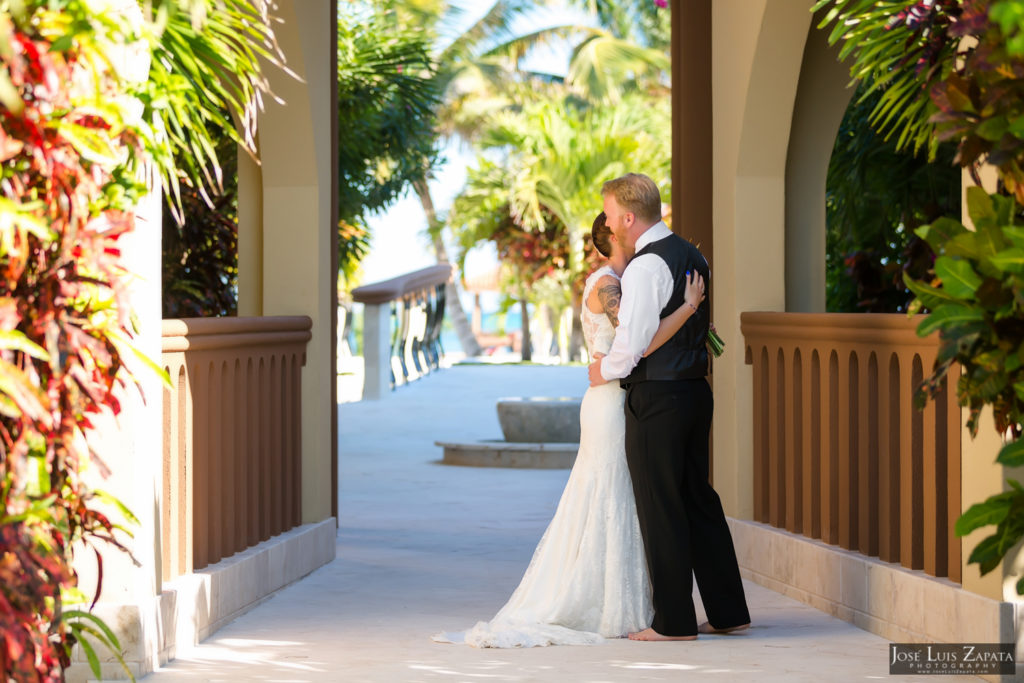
[601,173,662,225]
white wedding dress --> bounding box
[434,265,653,648]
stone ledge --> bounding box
[729,518,1022,682]
[66,518,336,682]
[496,397,582,443]
[436,440,578,469]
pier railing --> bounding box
[351,264,450,400]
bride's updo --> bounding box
[591,212,612,258]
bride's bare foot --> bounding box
[628,628,697,641]
[697,621,750,635]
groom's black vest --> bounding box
[622,233,710,385]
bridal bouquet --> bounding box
[707,324,725,358]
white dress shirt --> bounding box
[600,221,675,381]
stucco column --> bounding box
[711,0,812,519]
[237,0,338,525]
[70,4,165,676]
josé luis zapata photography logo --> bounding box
[889,643,1016,675]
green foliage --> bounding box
[826,82,960,312]
[991,0,1024,54]
[335,5,442,284]
[955,480,1024,592]
[162,130,238,317]
[821,0,1024,203]
[152,0,281,314]
[907,188,1024,590]
[449,93,669,360]
[929,1,1024,204]
[561,0,670,102]
[814,0,959,158]
[909,188,1024,438]
[822,0,1024,591]
[337,6,441,227]
[0,0,280,677]
[163,2,407,311]
[565,0,670,51]
[138,0,283,220]
[338,220,371,290]
[566,29,669,103]
[451,93,670,286]
[0,4,149,678]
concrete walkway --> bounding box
[145,363,977,682]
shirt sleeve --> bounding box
[599,255,672,380]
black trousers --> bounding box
[625,378,750,636]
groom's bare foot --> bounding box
[697,621,750,635]
[628,628,697,641]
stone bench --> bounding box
[496,397,581,443]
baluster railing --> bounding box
[161,316,312,582]
[352,264,451,400]
[741,312,961,582]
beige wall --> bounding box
[237,0,336,524]
[712,0,813,518]
[711,4,1024,605]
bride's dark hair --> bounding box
[591,212,612,258]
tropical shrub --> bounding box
[904,189,1024,590]
[449,93,670,359]
[162,132,238,317]
[336,5,440,282]
[0,4,149,678]
[819,0,1024,591]
[0,0,280,678]
[826,82,960,312]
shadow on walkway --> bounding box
[145,364,978,682]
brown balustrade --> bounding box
[740,312,961,582]
[161,316,312,581]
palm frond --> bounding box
[139,0,285,221]
[813,0,959,158]
[567,31,669,102]
[439,0,556,65]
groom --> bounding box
[587,173,750,641]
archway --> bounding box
[711,0,851,516]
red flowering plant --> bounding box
[0,3,163,679]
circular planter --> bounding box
[496,397,581,443]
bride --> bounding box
[434,212,706,648]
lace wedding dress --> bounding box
[434,265,653,648]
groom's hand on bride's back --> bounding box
[588,356,609,387]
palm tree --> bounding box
[336,5,441,278]
[450,93,671,359]
[399,0,568,357]
[383,0,668,357]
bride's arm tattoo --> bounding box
[597,281,622,327]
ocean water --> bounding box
[441,310,523,353]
